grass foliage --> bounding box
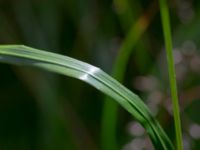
[0,45,174,149]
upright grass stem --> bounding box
[159,0,183,150]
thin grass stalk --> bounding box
[159,0,183,149]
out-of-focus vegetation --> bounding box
[0,0,200,150]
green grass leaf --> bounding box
[0,45,174,150]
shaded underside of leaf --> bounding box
[0,45,174,150]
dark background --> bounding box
[1,0,200,149]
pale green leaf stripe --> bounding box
[0,45,174,150]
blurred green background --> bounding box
[1,0,200,149]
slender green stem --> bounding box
[159,0,183,150]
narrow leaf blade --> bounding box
[0,45,174,150]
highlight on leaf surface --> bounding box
[0,45,174,150]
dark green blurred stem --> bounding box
[12,1,77,149]
[14,69,75,150]
[159,0,183,150]
[113,0,136,32]
[101,3,157,150]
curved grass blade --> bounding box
[0,45,174,150]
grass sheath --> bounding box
[159,0,183,149]
[0,45,174,149]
